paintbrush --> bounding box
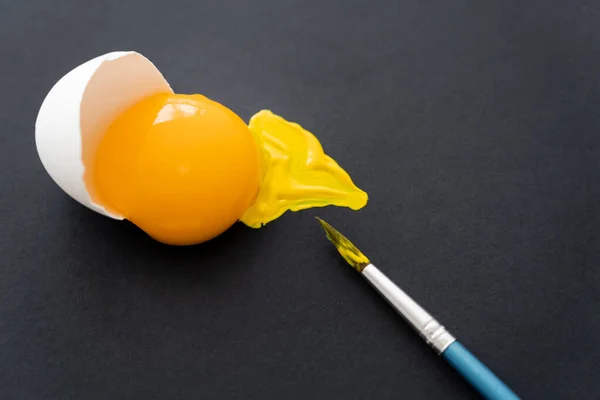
[317,218,520,400]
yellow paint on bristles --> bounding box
[240,111,368,228]
[316,218,370,273]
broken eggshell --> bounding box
[35,51,173,219]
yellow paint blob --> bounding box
[90,94,367,245]
[241,110,368,228]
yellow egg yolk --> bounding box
[91,93,261,245]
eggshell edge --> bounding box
[35,51,173,219]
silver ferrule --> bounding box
[361,264,456,354]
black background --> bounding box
[1,0,599,398]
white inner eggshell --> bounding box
[35,51,173,219]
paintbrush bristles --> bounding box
[317,218,370,273]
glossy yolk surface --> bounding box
[91,93,261,245]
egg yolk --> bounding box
[91,93,261,245]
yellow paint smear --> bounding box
[241,110,368,228]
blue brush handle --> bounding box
[442,341,520,400]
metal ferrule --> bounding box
[361,264,456,354]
